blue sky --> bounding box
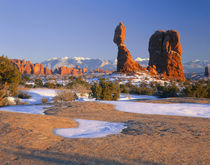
[0,0,209,63]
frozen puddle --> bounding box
[0,105,50,115]
[102,101,210,118]
[53,119,126,138]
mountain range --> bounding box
[41,57,209,73]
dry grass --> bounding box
[41,97,49,104]
[53,90,77,103]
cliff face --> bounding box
[114,22,143,73]
[148,30,185,81]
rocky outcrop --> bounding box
[55,66,73,75]
[44,67,52,75]
[11,59,103,76]
[33,63,44,74]
[147,65,157,76]
[10,59,51,75]
[114,22,143,73]
[148,30,185,81]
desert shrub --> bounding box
[25,84,33,88]
[156,83,180,98]
[54,90,77,103]
[41,97,48,104]
[181,80,210,98]
[17,90,32,99]
[120,84,129,94]
[91,78,120,100]
[20,75,30,85]
[35,79,43,87]
[122,82,155,96]
[0,55,21,96]
[69,83,90,97]
[67,77,89,89]
[44,82,58,89]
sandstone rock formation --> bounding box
[148,30,185,81]
[11,59,95,76]
[10,59,51,75]
[55,66,73,75]
[147,65,157,76]
[114,22,143,73]
[33,63,44,74]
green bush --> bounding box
[181,80,210,98]
[0,55,21,96]
[156,83,180,98]
[67,77,89,89]
[44,82,60,89]
[20,75,30,85]
[121,82,155,96]
[17,90,32,99]
[91,78,120,100]
[35,79,43,87]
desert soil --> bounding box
[0,101,209,165]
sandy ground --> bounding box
[0,102,209,165]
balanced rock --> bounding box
[114,22,143,73]
[148,30,185,81]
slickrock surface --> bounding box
[148,30,185,81]
[0,102,209,165]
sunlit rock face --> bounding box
[10,59,52,75]
[114,22,143,73]
[148,30,185,81]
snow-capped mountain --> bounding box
[41,56,150,71]
[183,59,210,73]
[134,57,149,67]
[41,56,209,73]
[42,57,116,71]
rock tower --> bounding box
[148,30,185,81]
[114,22,143,73]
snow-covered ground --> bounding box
[0,88,209,139]
[22,88,57,104]
[0,88,57,114]
[53,119,126,138]
[87,72,168,86]
[0,105,50,114]
[102,101,210,118]
[119,93,158,101]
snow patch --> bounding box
[0,105,50,114]
[22,88,57,104]
[53,119,126,138]
[119,94,158,101]
[102,101,210,118]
